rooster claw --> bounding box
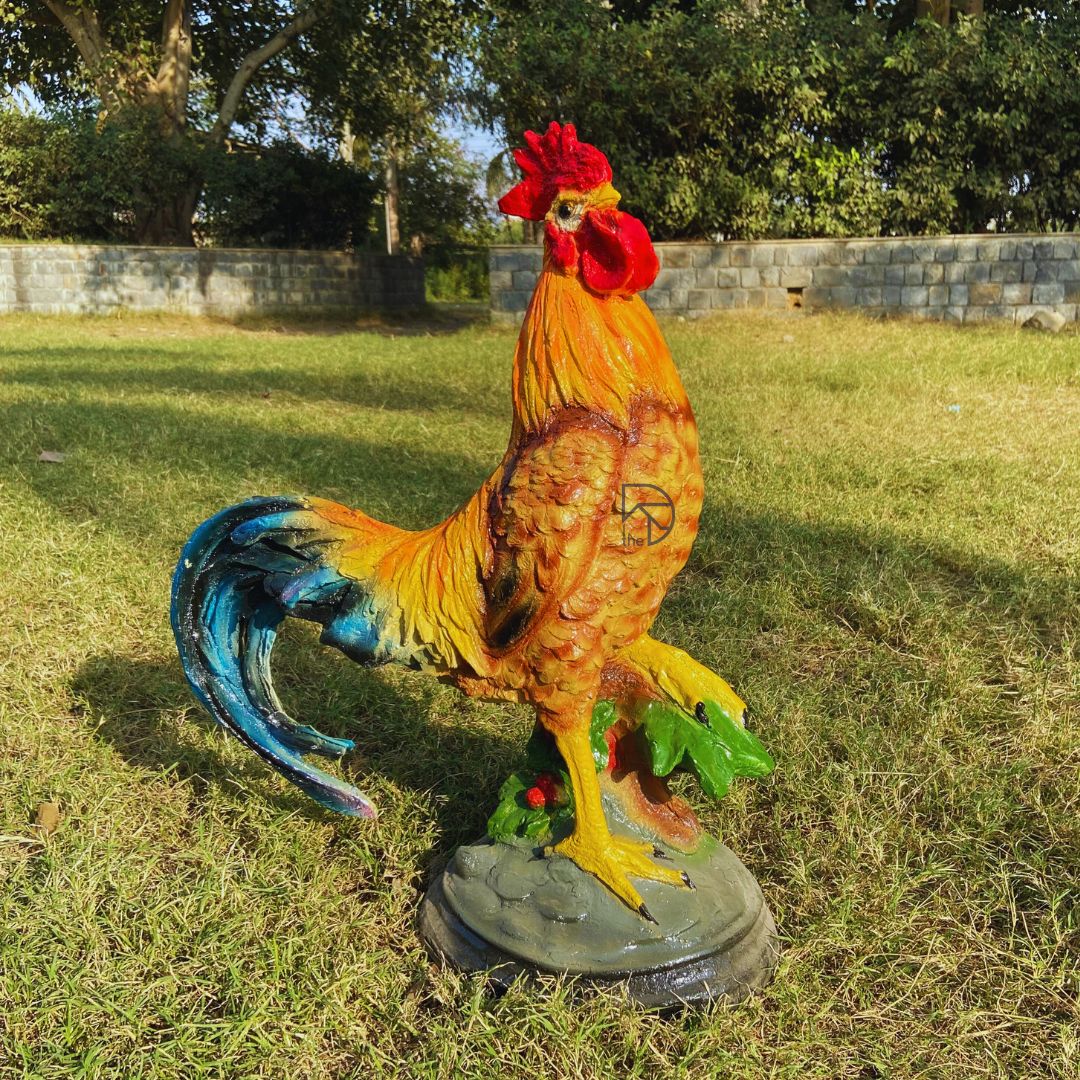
[652,845,671,860]
[638,902,658,924]
[681,870,695,890]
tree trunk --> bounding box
[916,0,950,26]
[135,178,200,246]
[384,152,401,255]
[339,120,355,165]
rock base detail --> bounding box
[419,834,779,1009]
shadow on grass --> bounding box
[67,494,1079,924]
[74,645,525,860]
[681,505,1079,648]
[3,302,492,338]
[225,301,492,337]
[3,347,506,420]
[5,395,493,533]
[8,355,1076,650]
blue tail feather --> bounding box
[171,496,382,817]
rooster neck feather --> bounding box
[511,261,689,435]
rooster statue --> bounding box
[172,122,772,924]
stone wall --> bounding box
[490,234,1080,326]
[0,245,425,316]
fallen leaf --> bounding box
[34,802,61,836]
[38,451,66,463]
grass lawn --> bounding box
[0,309,1077,1079]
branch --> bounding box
[41,0,105,70]
[209,4,322,146]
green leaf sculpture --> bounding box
[487,724,574,843]
[487,772,566,842]
[487,698,773,843]
[638,699,775,800]
[487,701,619,842]
[589,699,618,772]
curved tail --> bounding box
[170,495,382,817]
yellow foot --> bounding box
[548,833,693,921]
[624,635,747,726]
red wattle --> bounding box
[579,209,659,298]
[544,221,578,269]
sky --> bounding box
[13,79,504,168]
[446,114,504,168]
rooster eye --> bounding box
[554,201,583,231]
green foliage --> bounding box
[486,770,572,842]
[875,13,1080,233]
[0,1,476,242]
[0,102,389,248]
[424,248,488,302]
[638,700,775,801]
[480,0,1080,238]
[0,0,471,141]
[199,142,379,249]
[486,696,770,842]
[398,134,496,302]
[0,104,198,241]
[398,133,490,250]
[589,699,618,772]
[306,2,475,151]
[486,700,619,842]
[0,106,58,238]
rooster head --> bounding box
[498,122,659,298]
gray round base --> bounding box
[419,836,779,1009]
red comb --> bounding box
[498,122,613,221]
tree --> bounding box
[309,0,471,255]
[0,0,471,244]
[477,0,891,240]
[478,0,1080,239]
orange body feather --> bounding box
[310,250,702,731]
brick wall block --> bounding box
[659,247,693,269]
[1032,282,1066,304]
[785,245,820,267]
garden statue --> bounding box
[172,122,778,1007]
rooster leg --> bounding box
[622,635,747,725]
[548,720,690,919]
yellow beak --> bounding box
[587,182,621,211]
